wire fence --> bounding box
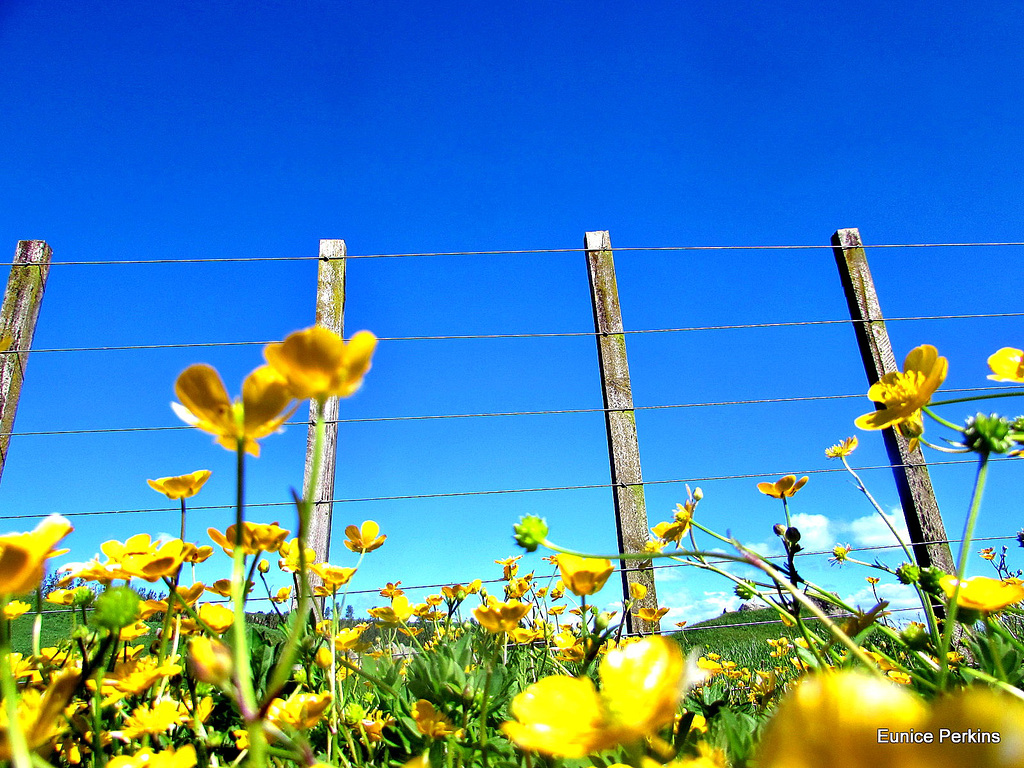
[3,238,1023,633]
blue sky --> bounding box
[1,1,1023,624]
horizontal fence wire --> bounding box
[7,312,1024,356]
[1,385,1017,439]
[0,456,1014,522]
[3,240,1024,267]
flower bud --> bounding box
[773,524,787,537]
[918,567,947,597]
[785,527,801,544]
[962,412,1015,454]
[735,580,757,601]
[692,487,703,501]
[896,563,920,585]
[92,586,141,631]
[513,516,549,553]
[629,582,648,601]
[258,559,270,574]
[900,622,930,651]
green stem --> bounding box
[0,596,32,768]
[928,390,1024,408]
[922,406,964,431]
[230,440,267,768]
[939,452,990,688]
[264,413,326,705]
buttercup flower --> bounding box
[267,691,333,731]
[173,364,297,457]
[367,594,415,624]
[310,562,357,594]
[473,596,532,633]
[757,475,808,499]
[501,636,685,757]
[987,347,1024,383]
[939,575,1024,613]
[855,344,948,446]
[263,326,377,401]
[343,520,386,553]
[147,470,212,500]
[0,514,73,596]
[556,554,614,596]
[105,746,197,768]
[195,603,235,634]
[208,521,290,555]
[412,700,463,739]
[825,436,858,458]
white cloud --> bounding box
[847,509,911,549]
[790,513,835,552]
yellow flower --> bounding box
[271,586,292,603]
[147,470,212,500]
[196,603,235,634]
[367,594,415,624]
[264,326,377,402]
[118,620,152,641]
[825,436,858,458]
[980,547,997,561]
[267,691,333,731]
[629,582,648,601]
[311,563,358,595]
[0,514,73,596]
[495,555,522,579]
[343,520,387,553]
[118,538,188,582]
[501,637,685,757]
[412,699,463,739]
[118,698,191,739]
[830,544,851,564]
[2,599,31,620]
[756,671,924,767]
[651,520,688,545]
[278,538,317,572]
[855,344,947,444]
[380,581,405,597]
[0,671,78,761]
[208,521,290,555]
[939,575,1024,613]
[173,364,297,457]
[473,596,531,634]
[757,475,808,499]
[188,636,233,685]
[633,606,670,623]
[105,746,197,768]
[556,554,614,596]
[987,347,1024,383]
[756,670,1024,768]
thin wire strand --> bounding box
[4,240,1024,266]
[0,385,1012,438]
[13,312,1024,355]
[2,457,1011,522]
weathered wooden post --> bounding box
[0,241,52,487]
[304,240,346,587]
[585,230,660,634]
[832,228,955,576]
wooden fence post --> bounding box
[585,230,659,634]
[831,228,955,576]
[0,241,52,488]
[304,240,346,591]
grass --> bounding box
[674,607,812,670]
